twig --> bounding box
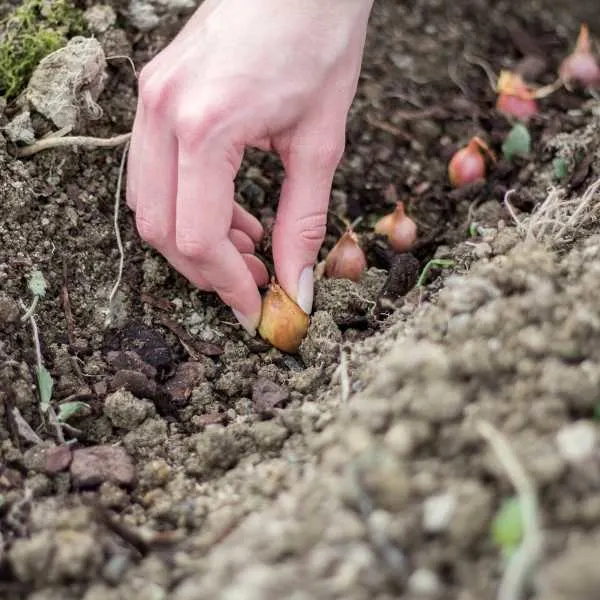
[464,52,498,91]
[503,189,525,233]
[11,407,43,445]
[61,259,75,347]
[339,348,350,405]
[106,55,138,78]
[105,142,130,327]
[14,133,132,158]
[476,421,542,600]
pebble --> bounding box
[70,445,135,489]
[556,421,597,463]
[422,492,456,533]
[408,568,442,597]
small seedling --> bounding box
[502,123,531,160]
[22,270,55,414]
[491,496,524,559]
[416,259,455,288]
[552,157,569,181]
[57,401,90,422]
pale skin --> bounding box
[126,0,375,334]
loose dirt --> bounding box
[2,1,600,599]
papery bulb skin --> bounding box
[448,140,486,188]
[258,281,310,353]
[324,229,367,282]
[374,202,417,253]
[496,94,539,120]
[496,70,539,120]
[559,24,600,87]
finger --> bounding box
[133,127,179,250]
[232,202,264,244]
[272,133,344,314]
[160,248,268,293]
[126,99,146,212]
[229,228,255,254]
[175,141,262,332]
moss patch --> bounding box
[0,0,85,99]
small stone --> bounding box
[105,350,157,379]
[252,378,289,416]
[4,110,35,144]
[104,389,151,429]
[384,421,416,457]
[109,369,160,401]
[408,568,442,598]
[163,362,205,407]
[84,5,117,34]
[27,37,107,130]
[422,492,456,533]
[44,445,73,474]
[556,421,597,463]
[70,445,135,488]
[128,0,160,31]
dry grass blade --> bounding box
[525,176,600,243]
[476,421,543,600]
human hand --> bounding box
[126,0,374,334]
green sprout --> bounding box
[22,270,54,413]
[416,259,455,288]
[552,157,569,182]
[491,496,524,559]
[502,124,531,161]
[0,0,85,99]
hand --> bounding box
[126,0,373,334]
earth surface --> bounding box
[2,0,600,599]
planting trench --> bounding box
[2,0,600,598]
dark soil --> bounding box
[2,0,600,599]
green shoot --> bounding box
[491,496,524,559]
[416,259,455,288]
[552,158,569,182]
[502,124,531,161]
[57,401,90,422]
[36,365,53,413]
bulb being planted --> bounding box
[325,228,367,281]
[448,136,495,188]
[496,70,539,121]
[258,280,310,354]
[559,24,600,88]
[374,201,417,253]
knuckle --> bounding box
[138,66,170,113]
[175,99,231,147]
[136,215,168,247]
[175,231,213,259]
[295,211,328,247]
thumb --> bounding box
[272,138,343,314]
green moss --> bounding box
[0,0,86,99]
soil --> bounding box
[2,0,600,599]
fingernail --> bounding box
[296,266,314,314]
[232,309,258,336]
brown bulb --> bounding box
[448,136,496,188]
[495,71,539,120]
[374,202,417,252]
[559,24,600,88]
[324,229,367,282]
[258,281,310,353]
